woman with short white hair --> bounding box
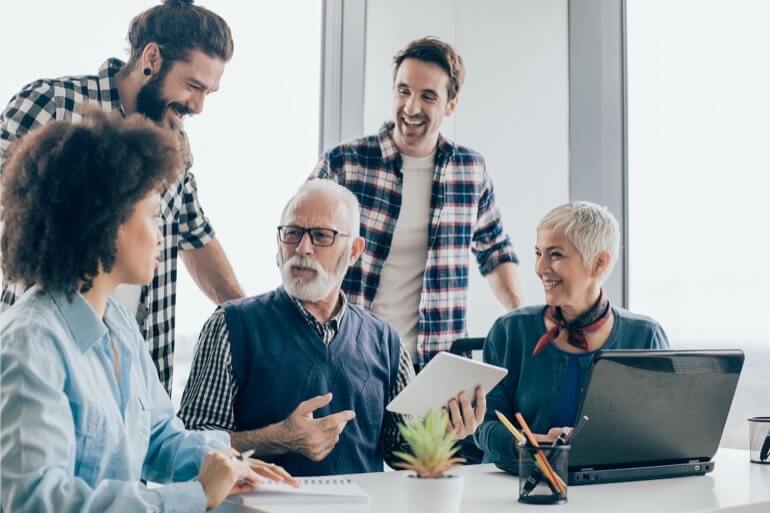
[474,201,669,463]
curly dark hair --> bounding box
[1,111,183,295]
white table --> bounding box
[215,449,770,513]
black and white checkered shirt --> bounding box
[0,58,216,395]
[178,292,414,461]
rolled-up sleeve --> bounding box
[471,168,518,275]
[1,330,210,513]
[310,154,329,179]
[177,171,216,250]
[1,80,56,164]
[309,152,343,182]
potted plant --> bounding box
[394,409,466,513]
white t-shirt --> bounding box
[371,151,435,360]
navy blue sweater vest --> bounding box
[223,287,401,476]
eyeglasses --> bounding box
[277,225,350,247]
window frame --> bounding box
[568,0,628,307]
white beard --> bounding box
[280,250,349,302]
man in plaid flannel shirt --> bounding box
[0,0,245,395]
[311,37,524,370]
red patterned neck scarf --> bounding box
[532,290,611,356]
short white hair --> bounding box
[281,179,361,237]
[537,201,620,280]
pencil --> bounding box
[495,410,527,445]
[515,412,567,494]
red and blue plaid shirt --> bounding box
[311,121,518,368]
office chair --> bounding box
[449,337,486,464]
[449,337,485,360]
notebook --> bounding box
[230,477,371,506]
[496,349,744,485]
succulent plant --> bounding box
[393,409,465,478]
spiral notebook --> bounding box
[231,477,371,506]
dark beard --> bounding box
[135,72,168,124]
[135,68,192,126]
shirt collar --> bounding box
[48,289,108,352]
[378,120,456,166]
[290,291,347,328]
[97,58,126,115]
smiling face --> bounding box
[535,228,610,318]
[114,192,163,285]
[136,49,224,130]
[391,58,458,158]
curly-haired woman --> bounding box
[0,112,296,513]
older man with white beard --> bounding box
[179,180,487,476]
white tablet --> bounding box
[386,351,508,417]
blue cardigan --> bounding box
[474,305,669,463]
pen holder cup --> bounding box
[516,443,569,505]
[748,417,770,464]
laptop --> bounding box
[496,349,744,485]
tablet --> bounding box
[386,351,508,417]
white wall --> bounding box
[364,0,569,337]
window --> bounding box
[626,0,770,448]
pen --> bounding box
[237,449,255,461]
[548,414,590,448]
[495,410,557,495]
[565,415,589,443]
[235,449,255,486]
[761,434,770,462]
[553,427,571,447]
[521,445,560,495]
[522,415,590,495]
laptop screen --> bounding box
[569,350,744,470]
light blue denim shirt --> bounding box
[1,287,230,513]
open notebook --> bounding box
[230,477,371,506]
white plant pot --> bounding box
[403,473,465,513]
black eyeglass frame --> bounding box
[277,225,350,247]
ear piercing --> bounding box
[143,68,152,76]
